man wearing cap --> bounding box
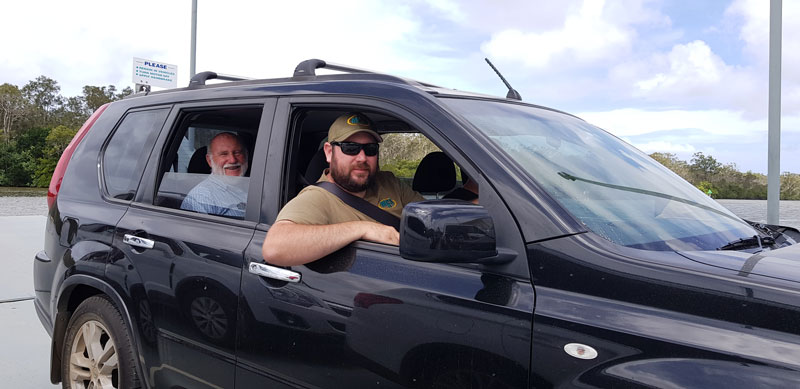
[262,112,424,266]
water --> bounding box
[716,199,800,230]
[1,191,799,230]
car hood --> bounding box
[678,243,800,284]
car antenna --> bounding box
[484,58,522,101]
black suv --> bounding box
[34,59,800,388]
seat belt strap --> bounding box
[315,181,401,231]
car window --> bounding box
[154,105,262,219]
[287,109,466,204]
[380,133,469,199]
[102,108,170,200]
[441,98,756,251]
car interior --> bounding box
[154,106,263,213]
[284,108,467,205]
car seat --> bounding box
[412,151,456,198]
[188,146,211,174]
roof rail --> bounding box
[294,59,380,77]
[188,72,253,89]
[292,58,441,89]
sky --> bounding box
[2,0,797,174]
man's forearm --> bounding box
[262,220,383,266]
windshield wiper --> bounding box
[717,235,775,251]
[557,171,747,226]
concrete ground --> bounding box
[1,215,59,388]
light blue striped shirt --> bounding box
[181,175,248,218]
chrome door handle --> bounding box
[123,234,155,249]
[249,262,301,283]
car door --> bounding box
[234,97,534,388]
[106,99,274,389]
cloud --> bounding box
[0,1,190,96]
[609,40,762,116]
[724,0,800,113]
[481,2,630,68]
[579,108,800,173]
[625,140,697,154]
[479,0,669,69]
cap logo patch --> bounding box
[378,198,397,209]
[347,115,369,126]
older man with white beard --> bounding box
[181,132,250,218]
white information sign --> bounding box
[133,57,178,89]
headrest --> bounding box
[412,152,456,193]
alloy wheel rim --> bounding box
[68,320,119,389]
[190,296,228,339]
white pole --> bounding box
[190,0,197,78]
[767,0,782,224]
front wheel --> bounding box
[61,295,139,389]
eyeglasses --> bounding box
[331,141,379,156]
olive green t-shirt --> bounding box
[275,170,424,225]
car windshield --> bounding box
[441,98,756,251]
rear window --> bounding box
[102,108,170,200]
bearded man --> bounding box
[262,112,423,266]
[181,132,250,218]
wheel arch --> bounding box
[51,274,146,386]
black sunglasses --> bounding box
[331,141,379,156]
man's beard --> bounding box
[210,159,248,177]
[330,155,376,193]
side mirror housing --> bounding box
[399,200,499,263]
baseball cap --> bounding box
[328,113,383,143]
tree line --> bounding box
[650,152,800,200]
[1,75,798,200]
[0,76,131,187]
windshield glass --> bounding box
[441,98,756,251]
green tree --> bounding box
[381,159,422,179]
[0,142,35,186]
[56,96,89,128]
[83,84,132,112]
[32,125,77,187]
[689,152,722,182]
[695,181,717,198]
[0,83,27,143]
[380,133,440,166]
[649,152,690,179]
[21,76,64,127]
[16,126,50,161]
[782,172,800,200]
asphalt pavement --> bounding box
[1,215,59,388]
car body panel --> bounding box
[32,68,800,389]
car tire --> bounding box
[61,295,140,389]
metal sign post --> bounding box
[767,0,782,224]
[190,0,197,78]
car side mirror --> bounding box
[400,200,503,264]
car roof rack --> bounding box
[293,59,440,88]
[188,71,254,89]
[134,59,441,97]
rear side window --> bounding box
[103,108,170,200]
[154,105,262,220]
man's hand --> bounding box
[360,223,399,245]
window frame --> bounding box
[131,98,276,225]
[261,95,531,279]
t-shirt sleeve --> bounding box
[275,188,334,225]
